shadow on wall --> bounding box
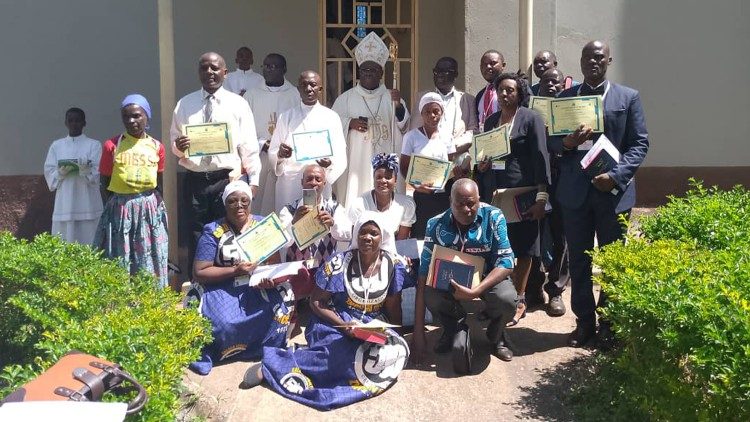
[0,176,54,239]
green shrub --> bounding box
[640,179,750,251]
[582,182,750,421]
[0,233,211,421]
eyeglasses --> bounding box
[226,198,250,208]
[433,69,456,76]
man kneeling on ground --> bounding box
[412,178,518,373]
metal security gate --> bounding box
[320,0,417,107]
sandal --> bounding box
[506,299,527,327]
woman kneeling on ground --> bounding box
[189,180,295,375]
[243,211,411,410]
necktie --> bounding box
[201,94,215,167]
[204,94,214,123]
[482,84,496,121]
[582,83,606,96]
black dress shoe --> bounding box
[433,328,456,354]
[597,321,618,351]
[493,331,514,361]
[547,294,566,317]
[567,320,596,348]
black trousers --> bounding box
[185,169,231,271]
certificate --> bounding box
[529,96,551,125]
[234,213,290,264]
[472,124,511,162]
[292,129,333,162]
[406,154,453,190]
[184,122,232,157]
[548,95,604,136]
[291,210,329,250]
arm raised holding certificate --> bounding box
[548,95,604,136]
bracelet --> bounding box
[536,192,549,203]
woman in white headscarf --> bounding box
[188,180,296,375]
[245,211,412,410]
[400,92,471,238]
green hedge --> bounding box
[0,233,211,421]
[583,182,750,420]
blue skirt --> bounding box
[261,312,409,410]
[190,281,295,375]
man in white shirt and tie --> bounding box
[171,51,261,264]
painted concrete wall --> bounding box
[0,0,161,176]
[416,0,465,93]
[172,0,319,102]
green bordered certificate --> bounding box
[291,210,330,250]
[529,96,552,126]
[57,158,80,175]
[292,129,333,162]
[548,95,604,136]
[406,154,453,191]
[472,124,511,163]
[184,122,232,157]
[234,213,290,264]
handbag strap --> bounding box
[88,360,148,415]
[72,368,105,400]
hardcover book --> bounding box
[432,259,475,291]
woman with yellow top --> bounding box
[94,94,168,288]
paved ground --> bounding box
[180,288,597,422]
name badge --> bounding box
[578,140,594,151]
[492,161,506,171]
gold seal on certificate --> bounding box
[291,210,329,250]
[548,95,604,136]
[528,96,551,125]
[183,122,232,157]
[406,154,453,190]
[472,124,511,162]
[234,213,290,264]
[292,129,333,162]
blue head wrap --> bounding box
[121,94,152,119]
[371,153,399,173]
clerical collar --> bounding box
[436,86,456,100]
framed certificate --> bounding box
[292,129,333,162]
[406,154,453,190]
[472,124,511,162]
[548,95,604,136]
[528,96,551,126]
[291,210,330,250]
[234,213,290,264]
[184,122,232,157]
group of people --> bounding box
[44,32,648,410]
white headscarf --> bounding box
[221,180,253,204]
[349,211,396,254]
[418,92,444,113]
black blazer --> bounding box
[548,81,649,213]
[475,106,550,203]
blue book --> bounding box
[432,259,475,291]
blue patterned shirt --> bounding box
[418,203,515,278]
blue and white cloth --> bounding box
[261,249,410,410]
[189,217,295,375]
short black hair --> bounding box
[65,107,85,120]
[265,53,287,69]
[237,46,252,55]
[482,49,505,63]
[435,56,458,70]
[493,72,530,107]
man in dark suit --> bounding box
[547,40,649,348]
[475,50,506,131]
